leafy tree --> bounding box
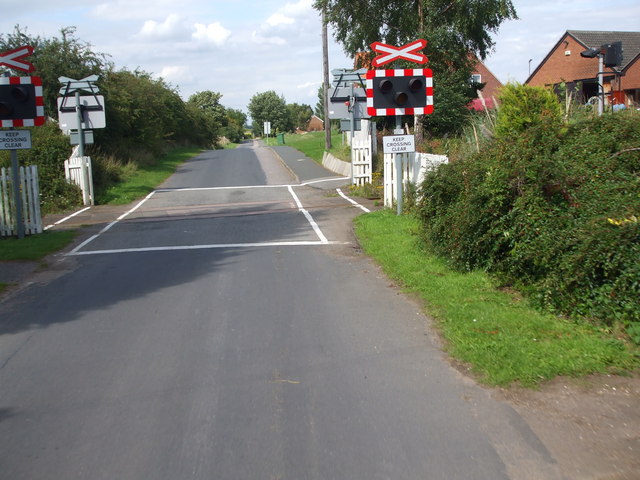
[247,91,291,135]
[315,85,325,120]
[0,26,111,117]
[314,0,517,134]
[287,103,313,131]
[188,91,228,129]
[223,108,247,143]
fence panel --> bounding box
[383,152,448,208]
[0,165,43,237]
[64,155,94,206]
[351,139,372,186]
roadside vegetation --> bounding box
[0,26,245,214]
[283,130,351,163]
[0,230,77,294]
[95,147,203,205]
[352,84,639,386]
[355,210,637,386]
[0,230,76,262]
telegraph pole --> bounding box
[322,9,332,150]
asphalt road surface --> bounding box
[0,141,562,479]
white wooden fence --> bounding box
[0,165,43,237]
[64,147,94,206]
[351,139,372,185]
[384,152,448,207]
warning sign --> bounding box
[0,130,31,150]
[383,134,415,154]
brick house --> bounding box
[469,58,503,110]
[306,115,324,132]
[526,30,640,107]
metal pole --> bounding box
[10,147,25,238]
[76,91,85,157]
[598,55,604,116]
[395,116,402,216]
[350,83,355,184]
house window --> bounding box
[471,74,482,83]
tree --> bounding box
[224,108,247,143]
[315,85,325,120]
[0,26,111,117]
[287,103,313,131]
[247,91,291,135]
[314,0,517,134]
[187,91,228,128]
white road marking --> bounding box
[287,185,328,244]
[44,206,92,230]
[336,188,371,213]
[68,191,157,255]
[65,184,349,255]
[68,240,346,256]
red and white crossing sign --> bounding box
[370,39,428,67]
[366,68,433,116]
[0,76,45,128]
[0,45,36,73]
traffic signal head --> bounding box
[366,69,433,116]
[0,76,45,127]
[603,41,623,68]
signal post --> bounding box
[366,39,434,214]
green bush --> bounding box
[0,123,82,213]
[494,83,563,139]
[418,111,640,332]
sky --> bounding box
[2,0,640,117]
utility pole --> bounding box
[322,9,332,150]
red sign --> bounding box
[370,39,428,67]
[0,45,36,73]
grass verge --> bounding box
[354,210,638,387]
[283,131,351,163]
[0,230,76,261]
[96,147,203,205]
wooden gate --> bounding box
[0,165,43,236]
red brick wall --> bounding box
[307,116,324,132]
[473,60,503,98]
[528,34,599,86]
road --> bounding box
[0,141,562,479]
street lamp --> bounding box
[580,47,604,115]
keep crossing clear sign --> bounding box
[0,130,31,150]
[383,134,415,154]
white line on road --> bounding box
[44,206,92,230]
[287,185,328,244]
[68,191,157,255]
[336,188,371,213]
[67,241,345,256]
[64,183,352,256]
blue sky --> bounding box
[2,0,640,115]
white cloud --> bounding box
[92,0,177,21]
[282,0,314,17]
[158,65,189,80]
[250,31,287,46]
[139,14,187,39]
[266,13,295,27]
[192,22,232,46]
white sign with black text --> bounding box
[0,130,31,150]
[383,134,415,154]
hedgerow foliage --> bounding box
[418,101,639,328]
